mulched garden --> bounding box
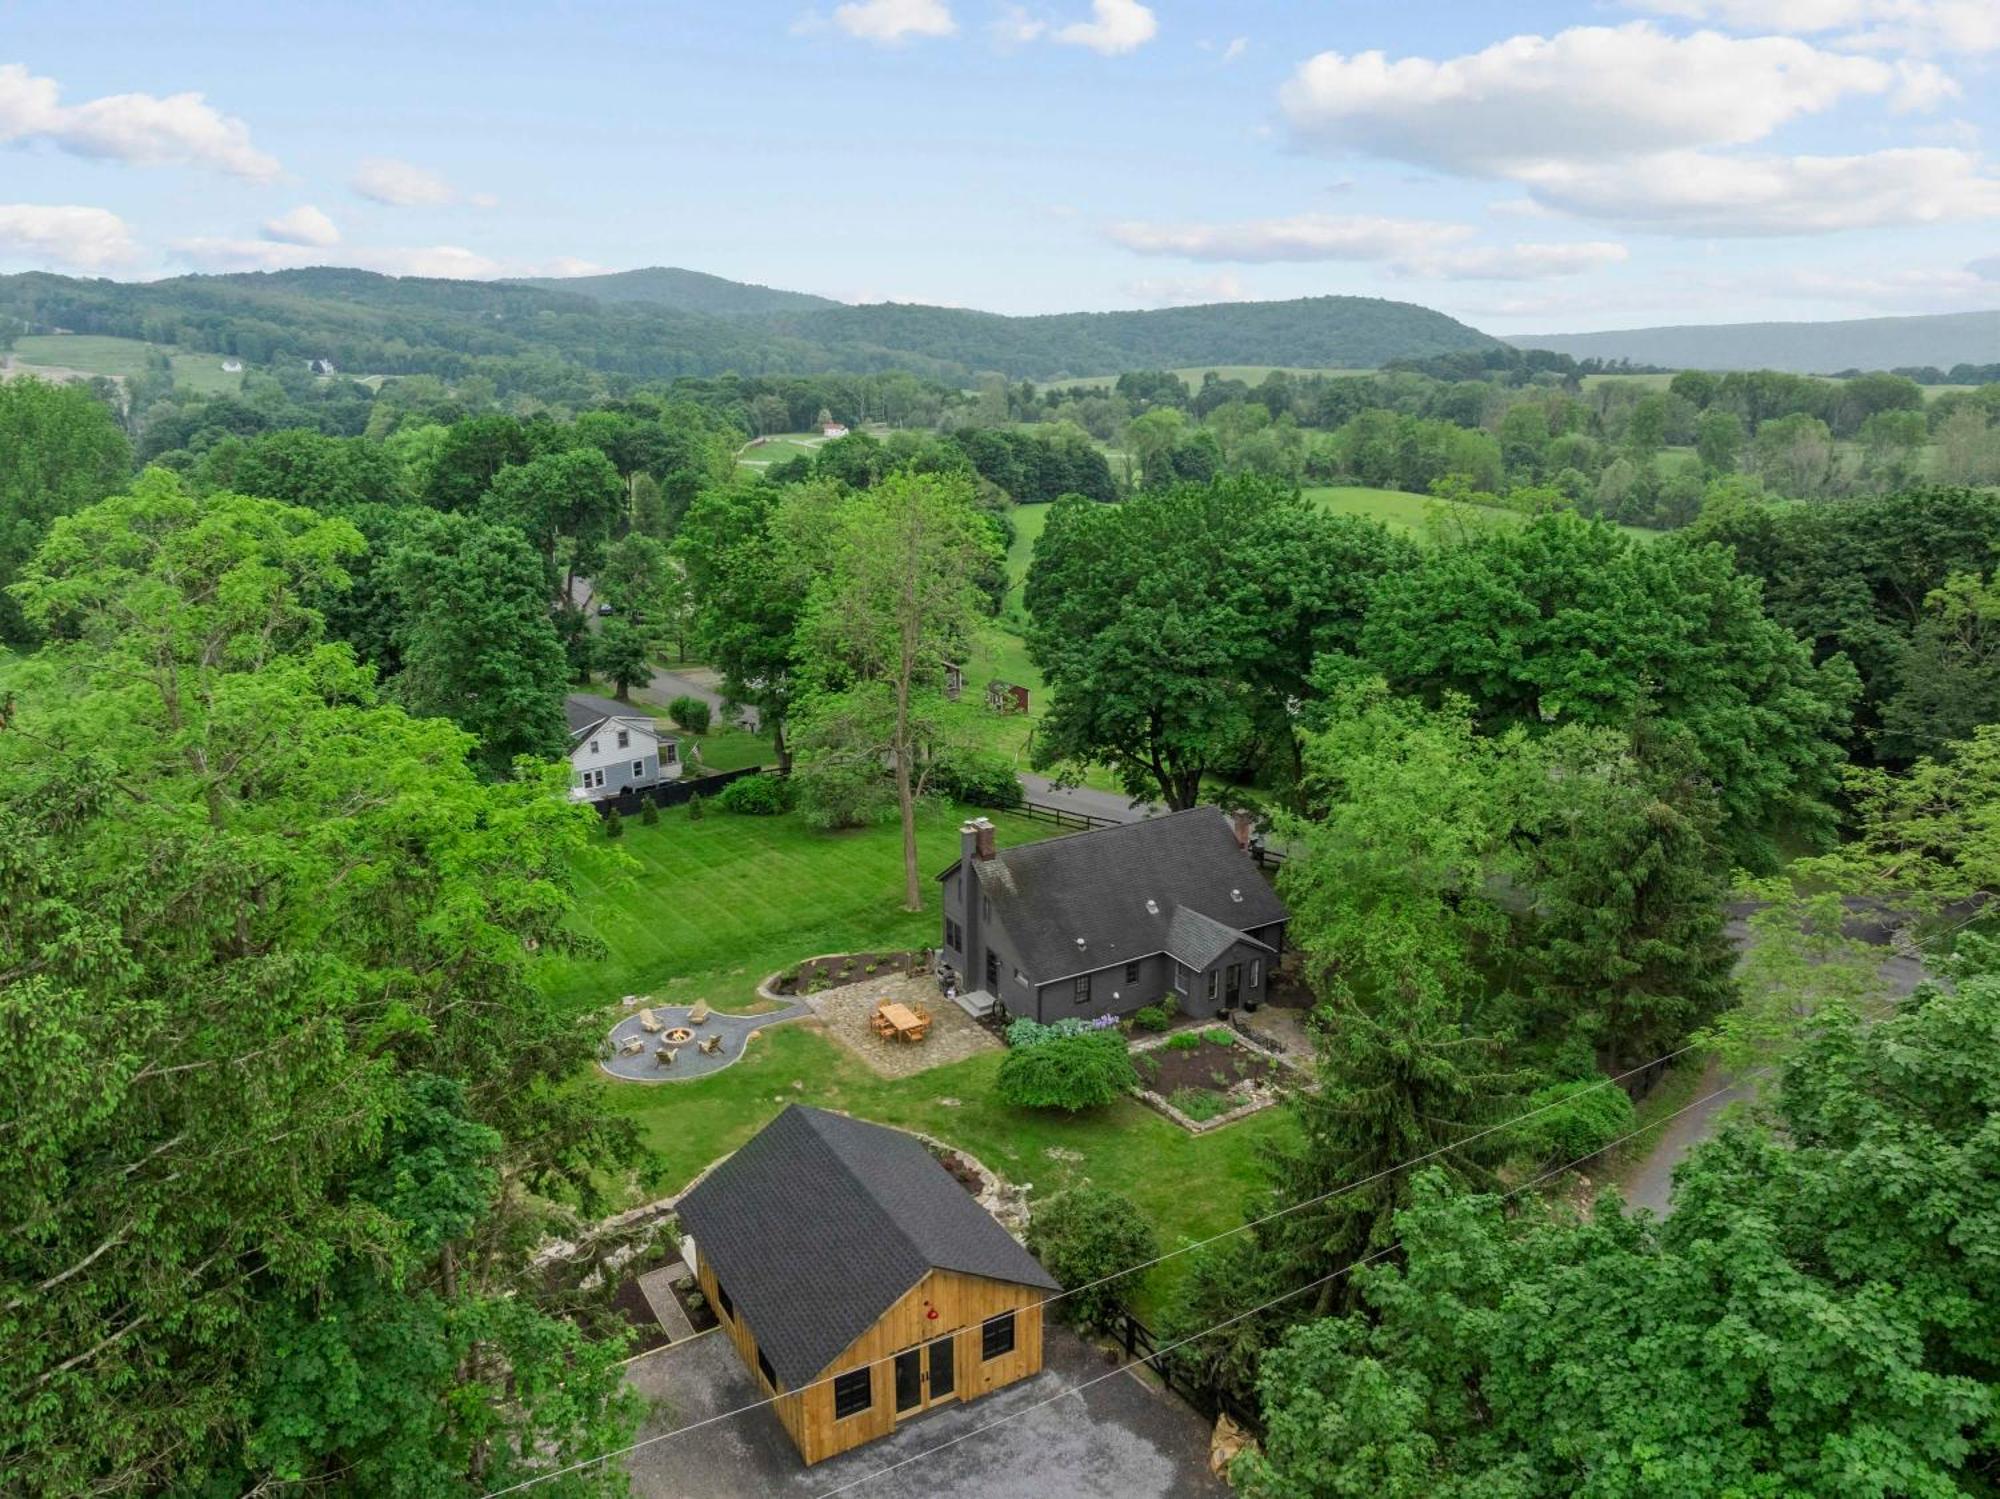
[931,1147,985,1197]
[607,1277,672,1356]
[669,1270,719,1333]
[769,950,924,995]
[1135,1029,1286,1123]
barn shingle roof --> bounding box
[676,1106,1057,1389]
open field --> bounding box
[547,801,1290,1315]
[736,433,822,469]
[9,333,160,381]
[168,352,246,394]
[1306,484,1662,543]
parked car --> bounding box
[596,602,615,616]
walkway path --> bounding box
[631,663,761,732]
[1017,773,1162,825]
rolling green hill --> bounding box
[1510,309,2000,375]
[506,264,841,316]
[0,269,1497,385]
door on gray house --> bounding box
[1223,961,1242,1012]
[984,949,999,993]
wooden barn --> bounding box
[676,1105,1059,1466]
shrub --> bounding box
[602,808,624,839]
[1004,1015,1117,1048]
[1025,1186,1157,1331]
[995,1029,1137,1112]
[1165,1032,1203,1052]
[714,773,793,816]
[639,799,659,826]
[666,694,712,735]
[1508,1078,1637,1165]
[1130,1005,1169,1033]
[685,792,704,821]
[1204,1027,1236,1047]
[794,757,891,830]
[931,749,1024,811]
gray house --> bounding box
[565,693,681,802]
[936,807,1289,1023]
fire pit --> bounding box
[664,1027,694,1044]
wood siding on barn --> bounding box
[695,1257,1045,1466]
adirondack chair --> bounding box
[655,1045,678,1067]
[638,1008,663,1033]
[618,1035,644,1056]
[698,1033,723,1056]
[688,1000,711,1026]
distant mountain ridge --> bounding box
[506,265,841,316]
[0,268,1497,382]
[1509,309,2000,374]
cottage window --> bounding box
[1073,974,1090,1005]
[1124,961,1140,984]
[582,768,606,790]
[663,742,677,764]
[981,1312,1016,1361]
[616,729,630,749]
[832,1368,873,1420]
[632,760,645,778]
[714,1279,734,1322]
[588,740,599,755]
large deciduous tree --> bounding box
[2,477,636,1495]
[0,377,130,647]
[794,471,999,909]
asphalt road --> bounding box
[1617,902,1931,1216]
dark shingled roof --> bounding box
[945,806,1289,981]
[1167,905,1274,972]
[563,693,633,734]
[676,1106,1058,1389]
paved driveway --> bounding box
[623,1323,1227,1499]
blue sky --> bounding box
[3,0,1997,332]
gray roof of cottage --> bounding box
[943,806,1289,981]
[676,1106,1058,1390]
[563,693,668,743]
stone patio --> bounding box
[599,1002,808,1083]
[805,971,1000,1078]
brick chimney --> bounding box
[1228,808,1255,853]
[973,817,996,861]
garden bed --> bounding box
[1130,1027,1297,1133]
[608,1275,673,1356]
[668,1270,720,1334]
[767,950,923,996]
[930,1146,986,1197]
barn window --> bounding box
[756,1346,780,1391]
[832,1368,873,1420]
[981,1311,1016,1361]
[714,1279,733,1322]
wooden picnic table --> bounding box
[875,1001,929,1043]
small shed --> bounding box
[677,1105,1058,1465]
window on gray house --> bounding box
[631,761,644,778]
[1073,975,1090,1004]
[1251,958,1262,988]
[945,917,962,951]
[1207,970,1219,1002]
[616,729,630,749]
[588,740,599,754]
[1124,961,1140,984]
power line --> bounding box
[476,1031,1715,1497]
[808,1071,1761,1499]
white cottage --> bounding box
[565,694,681,802]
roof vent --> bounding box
[1145,898,1160,915]
[1230,887,1244,903]
[1075,936,1087,949]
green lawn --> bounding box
[168,351,246,395]
[544,801,1290,1315]
[1306,485,1661,543]
[736,433,821,469]
[10,333,160,380]
[1038,365,1376,393]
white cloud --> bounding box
[0,64,278,180]
[0,204,138,271]
[1279,24,1950,176]
[991,6,1047,45]
[1632,1,2000,55]
[1108,212,1628,281]
[349,156,494,208]
[1221,36,1248,63]
[1518,146,2000,233]
[1124,272,1253,307]
[261,204,340,248]
[1054,0,1157,55]
[832,0,956,43]
[1971,252,2000,280]
[171,236,605,281]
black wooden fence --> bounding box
[1114,1303,1263,1435]
[595,764,768,818]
